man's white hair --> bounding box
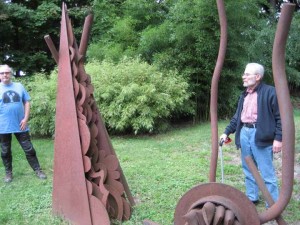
[246,63,264,79]
[0,64,12,73]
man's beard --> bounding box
[243,79,256,87]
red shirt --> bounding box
[241,88,257,123]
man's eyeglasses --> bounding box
[0,72,11,75]
[242,73,256,77]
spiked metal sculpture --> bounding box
[44,3,134,224]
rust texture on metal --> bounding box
[44,35,59,64]
[202,202,215,224]
[79,14,93,56]
[214,205,226,225]
[259,3,296,224]
[174,183,260,225]
[245,156,287,225]
[209,0,228,182]
[48,3,133,224]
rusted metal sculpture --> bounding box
[44,3,134,224]
[174,1,259,223]
[259,3,295,224]
[209,0,228,183]
[173,2,296,225]
[245,156,287,225]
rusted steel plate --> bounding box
[89,195,110,225]
[44,35,59,63]
[52,3,92,224]
[86,180,110,224]
[83,155,91,172]
[50,3,134,224]
[78,118,90,155]
[122,197,131,220]
[79,14,93,56]
[174,183,259,225]
[105,184,124,220]
[183,209,201,225]
[213,205,225,225]
[196,209,206,225]
[233,220,241,225]
[223,210,234,225]
[202,202,216,225]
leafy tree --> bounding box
[122,0,170,31]
[88,0,170,62]
[138,0,266,120]
[91,0,126,40]
[0,0,92,76]
[247,9,300,93]
[87,0,267,120]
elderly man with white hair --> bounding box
[0,64,46,182]
[220,63,282,206]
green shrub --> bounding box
[15,57,191,136]
[18,71,57,137]
[86,58,192,134]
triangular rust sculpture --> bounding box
[45,3,134,224]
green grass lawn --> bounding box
[0,112,299,225]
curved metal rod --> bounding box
[245,156,287,225]
[209,0,228,182]
[259,3,296,223]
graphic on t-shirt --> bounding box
[2,91,21,103]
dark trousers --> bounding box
[0,132,41,173]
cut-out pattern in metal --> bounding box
[45,3,134,224]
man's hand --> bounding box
[273,140,282,153]
[219,134,228,146]
[20,119,28,131]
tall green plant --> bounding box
[86,58,192,134]
[19,71,57,137]
[17,58,191,136]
